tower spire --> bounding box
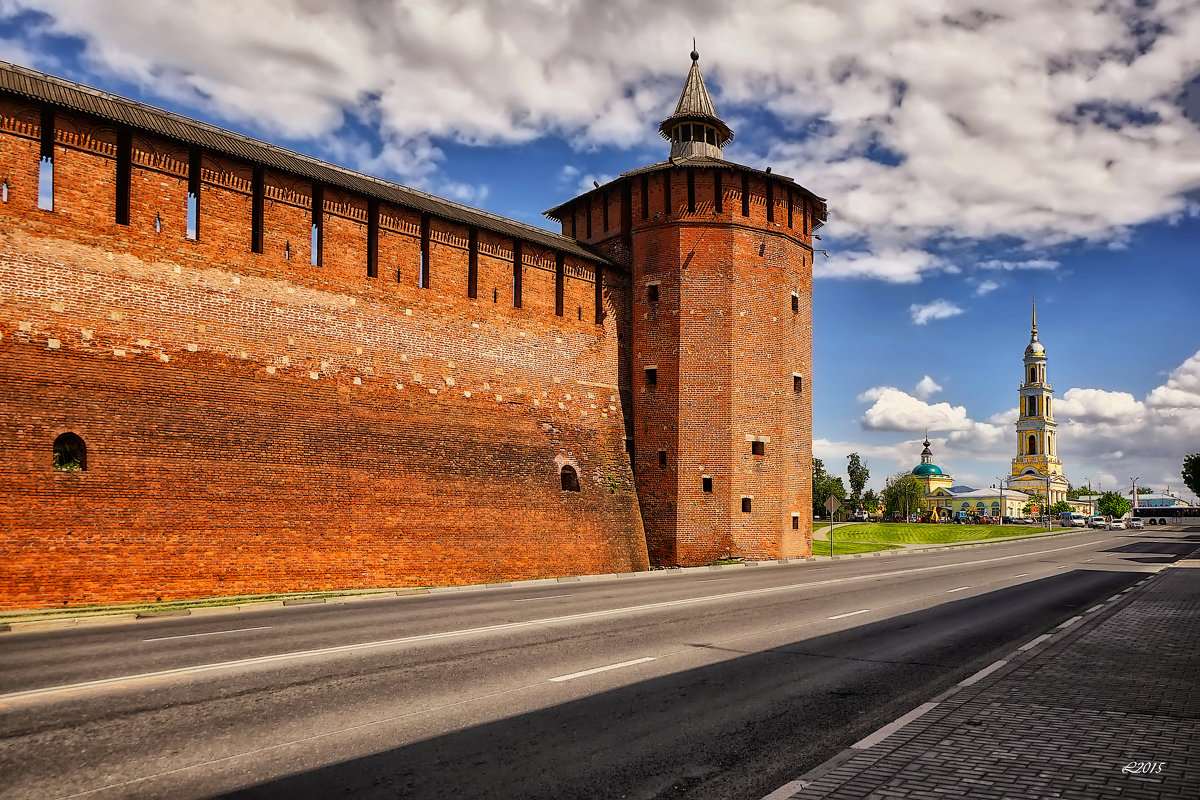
[658,49,734,161]
[1031,295,1038,337]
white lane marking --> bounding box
[959,659,1008,686]
[1019,633,1053,651]
[1012,573,1031,578]
[946,586,971,593]
[548,656,656,682]
[1086,604,1104,613]
[512,594,572,602]
[696,578,729,583]
[852,702,940,749]
[828,609,870,620]
[2,536,1114,705]
[760,779,809,800]
[1057,615,1083,629]
[143,626,271,642]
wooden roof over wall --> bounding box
[0,60,609,266]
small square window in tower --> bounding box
[645,367,657,388]
[752,440,765,456]
[741,497,752,513]
[794,374,803,393]
[658,450,667,468]
[791,293,799,312]
[647,284,659,303]
[702,476,713,493]
[792,514,800,530]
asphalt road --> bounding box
[0,528,1184,800]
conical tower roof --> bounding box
[658,49,734,160]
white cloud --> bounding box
[1146,350,1200,408]
[974,280,1001,296]
[815,247,952,283]
[1056,387,1145,423]
[842,349,1200,496]
[978,259,1061,271]
[860,387,975,432]
[6,0,1198,272]
[910,299,964,325]
[914,375,942,399]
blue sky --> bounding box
[3,0,1198,500]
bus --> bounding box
[1131,506,1200,526]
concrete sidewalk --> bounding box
[771,541,1200,800]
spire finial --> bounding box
[1031,294,1037,334]
[659,46,734,160]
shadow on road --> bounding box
[217,569,1148,800]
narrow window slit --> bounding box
[186,149,200,241]
[38,108,54,211]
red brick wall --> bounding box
[0,98,647,608]
[560,165,815,565]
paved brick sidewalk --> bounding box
[780,551,1200,800]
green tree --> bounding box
[1022,492,1045,516]
[882,472,924,520]
[862,488,880,516]
[1096,491,1131,519]
[847,452,869,507]
[811,458,847,518]
[1182,453,1200,499]
[1049,500,1072,515]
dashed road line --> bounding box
[1019,633,1053,651]
[852,702,940,749]
[959,659,1008,686]
[144,626,271,642]
[2,537,1117,705]
[549,657,656,682]
[828,609,871,620]
[946,586,971,593]
[512,595,572,602]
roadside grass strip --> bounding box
[821,522,1065,545]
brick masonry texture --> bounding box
[0,96,648,608]
[558,167,817,565]
[0,81,821,607]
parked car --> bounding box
[1107,518,1126,530]
[1088,516,1107,529]
[1128,518,1145,530]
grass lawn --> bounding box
[815,521,1061,545]
[810,539,904,556]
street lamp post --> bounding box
[1046,471,1052,531]
[995,478,1006,526]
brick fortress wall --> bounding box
[0,95,649,609]
[554,166,816,565]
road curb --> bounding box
[766,565,1169,799]
[0,526,1110,636]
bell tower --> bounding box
[1009,298,1069,505]
[546,51,827,565]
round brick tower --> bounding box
[546,51,827,565]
